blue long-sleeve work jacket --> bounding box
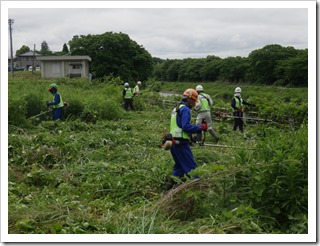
[176,102,202,135]
[47,92,61,107]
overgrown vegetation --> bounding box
[8,73,308,234]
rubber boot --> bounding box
[164,177,176,190]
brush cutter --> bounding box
[28,109,52,120]
[198,123,254,150]
[28,101,70,120]
[214,113,278,124]
[201,143,255,150]
[161,133,254,151]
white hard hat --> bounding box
[124,82,129,87]
[235,87,242,93]
[196,85,203,92]
[137,81,142,85]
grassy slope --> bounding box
[8,74,308,234]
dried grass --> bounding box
[157,179,200,207]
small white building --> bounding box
[36,56,92,79]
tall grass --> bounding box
[8,75,308,234]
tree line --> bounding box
[15,41,69,57]
[15,33,307,87]
[153,44,307,87]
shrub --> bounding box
[81,98,124,122]
[24,93,44,118]
[9,98,28,127]
[64,97,84,119]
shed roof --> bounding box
[18,51,42,57]
[36,56,92,62]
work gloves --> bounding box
[46,101,50,109]
[237,108,243,112]
[200,121,208,131]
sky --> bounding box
[5,1,310,59]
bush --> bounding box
[81,98,124,122]
[9,98,28,127]
[64,97,84,119]
[24,93,44,118]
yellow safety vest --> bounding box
[170,104,190,139]
[198,93,211,112]
[124,88,133,99]
[52,93,64,109]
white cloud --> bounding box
[7,6,308,59]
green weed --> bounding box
[8,78,308,234]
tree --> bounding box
[178,58,205,81]
[62,43,69,55]
[152,57,164,65]
[218,56,248,83]
[247,44,298,84]
[165,60,181,81]
[153,59,175,81]
[200,55,222,81]
[68,32,153,81]
[40,41,52,55]
[151,44,307,87]
[274,49,308,86]
[15,45,30,56]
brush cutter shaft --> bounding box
[203,143,254,150]
[217,114,275,123]
[28,109,51,119]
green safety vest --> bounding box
[133,85,139,94]
[124,88,133,99]
[233,96,243,112]
[198,93,211,112]
[52,93,64,109]
[170,104,190,139]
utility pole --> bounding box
[32,44,35,75]
[8,18,14,78]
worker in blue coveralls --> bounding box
[46,83,64,121]
[169,88,208,182]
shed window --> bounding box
[71,64,81,69]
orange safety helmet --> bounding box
[182,88,198,102]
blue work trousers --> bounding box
[170,143,197,177]
[52,108,63,121]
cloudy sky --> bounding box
[4,1,311,59]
